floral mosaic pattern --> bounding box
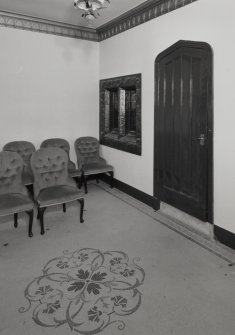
[19,248,145,334]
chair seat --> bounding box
[0,193,34,216]
[69,169,82,178]
[82,162,113,176]
[36,185,83,207]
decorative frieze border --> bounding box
[97,0,198,41]
[0,10,99,41]
[0,0,198,42]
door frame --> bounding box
[154,40,213,223]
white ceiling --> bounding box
[0,0,148,28]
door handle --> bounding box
[192,134,206,146]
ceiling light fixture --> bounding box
[74,0,110,25]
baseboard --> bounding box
[101,175,234,251]
[101,175,160,210]
[159,202,214,240]
[214,225,235,251]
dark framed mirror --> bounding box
[100,73,141,155]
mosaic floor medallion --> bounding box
[20,248,145,334]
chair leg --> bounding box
[109,171,114,188]
[63,203,66,213]
[26,184,34,199]
[14,213,18,228]
[26,210,34,237]
[83,174,88,194]
[38,207,46,235]
[78,198,84,223]
[96,178,99,184]
[78,176,82,189]
[74,176,82,189]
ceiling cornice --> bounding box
[0,10,99,41]
[97,0,198,41]
[0,0,198,42]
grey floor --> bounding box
[0,183,234,335]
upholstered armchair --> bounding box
[74,137,113,193]
[40,138,82,187]
[31,147,84,235]
[0,151,34,237]
[3,141,36,186]
[40,138,76,172]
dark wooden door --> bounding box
[154,41,213,221]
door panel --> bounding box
[154,41,212,221]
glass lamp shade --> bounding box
[74,0,110,24]
[76,2,89,10]
[97,0,110,6]
[75,1,99,11]
[90,1,102,10]
[74,0,110,11]
[86,13,95,20]
[100,0,111,8]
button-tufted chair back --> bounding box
[31,148,74,198]
[41,138,70,154]
[3,141,36,175]
[74,137,100,168]
[40,138,76,172]
[0,151,27,195]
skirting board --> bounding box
[214,225,235,251]
[100,175,160,210]
[101,175,234,251]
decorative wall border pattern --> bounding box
[0,10,99,41]
[1,1,198,42]
[98,0,198,41]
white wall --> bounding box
[99,0,235,234]
[0,27,99,163]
